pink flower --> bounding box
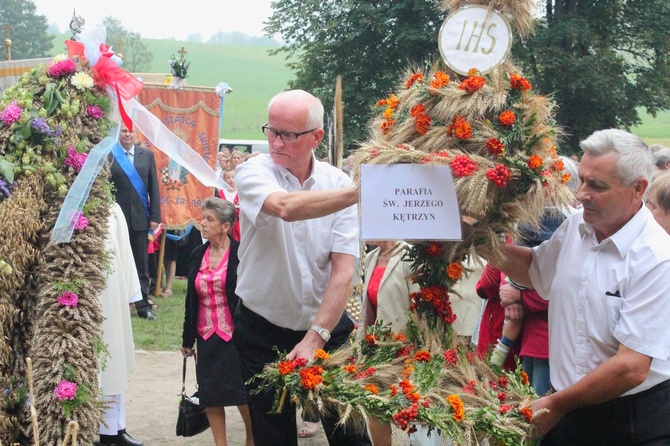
[57,291,79,307]
[54,380,78,401]
[48,59,77,78]
[1,101,22,126]
[86,105,104,120]
[73,211,89,231]
[64,146,88,171]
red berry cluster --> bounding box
[392,402,419,431]
[356,367,376,379]
[485,164,510,188]
[450,155,478,177]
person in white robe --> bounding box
[97,203,144,446]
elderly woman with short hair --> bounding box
[181,197,253,446]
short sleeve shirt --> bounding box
[235,153,359,330]
[529,205,670,395]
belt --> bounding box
[237,300,306,334]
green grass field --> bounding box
[632,110,670,147]
[130,278,188,351]
[50,34,669,146]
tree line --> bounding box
[3,0,670,153]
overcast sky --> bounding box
[31,0,275,40]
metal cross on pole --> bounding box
[178,46,188,61]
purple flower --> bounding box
[86,105,104,120]
[53,124,63,138]
[64,146,88,171]
[57,291,79,307]
[32,117,52,135]
[48,59,77,78]
[0,179,16,199]
[73,211,89,231]
[1,101,22,126]
[54,380,78,401]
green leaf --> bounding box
[0,158,16,183]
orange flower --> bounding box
[410,104,431,135]
[551,159,565,172]
[561,172,571,183]
[499,110,516,127]
[278,360,296,375]
[510,74,532,91]
[447,394,465,422]
[407,392,421,403]
[299,365,324,390]
[390,385,398,396]
[392,333,408,342]
[459,76,486,93]
[548,145,558,158]
[365,334,379,346]
[406,72,424,88]
[387,94,399,109]
[314,349,330,360]
[519,406,533,422]
[381,119,395,134]
[467,68,480,77]
[414,350,431,362]
[446,116,472,140]
[365,384,379,395]
[446,262,463,280]
[486,138,505,156]
[344,364,358,374]
[528,154,543,170]
[430,71,450,90]
[403,364,414,377]
[399,379,414,395]
[520,370,529,386]
[384,107,393,119]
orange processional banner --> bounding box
[135,86,220,229]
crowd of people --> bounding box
[100,88,670,446]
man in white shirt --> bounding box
[494,129,670,445]
[233,90,369,446]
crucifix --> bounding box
[3,24,11,61]
[178,46,187,61]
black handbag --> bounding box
[176,354,210,437]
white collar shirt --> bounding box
[529,205,670,395]
[123,146,135,162]
[235,153,359,330]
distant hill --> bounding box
[50,34,294,140]
[48,34,669,147]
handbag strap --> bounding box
[181,353,196,395]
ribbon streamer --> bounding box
[124,97,227,190]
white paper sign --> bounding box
[438,5,512,76]
[360,164,462,241]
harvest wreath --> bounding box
[252,2,575,445]
[0,46,132,444]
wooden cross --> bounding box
[178,46,188,61]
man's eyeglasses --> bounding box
[261,124,318,142]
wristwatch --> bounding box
[309,325,331,343]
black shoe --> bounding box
[137,309,155,320]
[117,430,144,446]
